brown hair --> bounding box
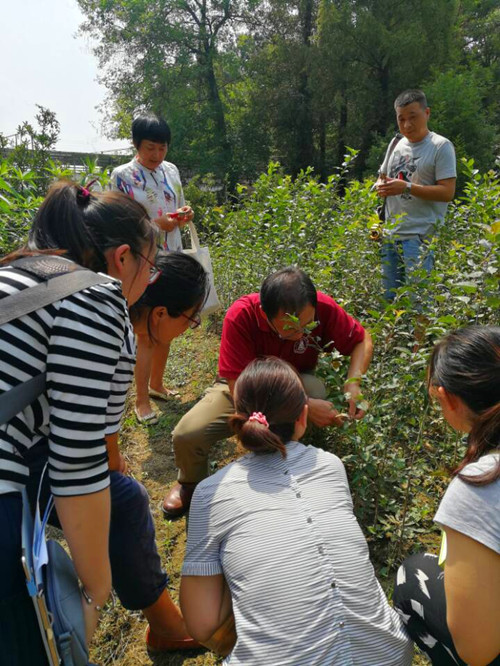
[429,325,500,486]
[3,180,156,272]
[229,357,307,458]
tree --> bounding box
[77,0,253,187]
[2,105,60,195]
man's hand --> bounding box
[376,177,408,197]
[307,398,347,428]
[344,380,366,420]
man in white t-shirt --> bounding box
[376,90,457,302]
[111,114,194,422]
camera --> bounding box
[369,224,383,241]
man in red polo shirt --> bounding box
[163,267,373,517]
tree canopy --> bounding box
[77,0,500,185]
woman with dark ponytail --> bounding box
[394,325,500,666]
[0,181,197,663]
[179,357,413,664]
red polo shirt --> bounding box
[218,292,365,380]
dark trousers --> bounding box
[393,552,500,665]
[26,442,168,611]
[0,493,49,665]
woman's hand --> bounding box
[155,214,177,233]
[155,206,193,233]
[55,490,112,644]
[176,205,194,227]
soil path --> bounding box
[90,326,232,665]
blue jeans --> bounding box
[381,237,434,303]
[26,443,168,611]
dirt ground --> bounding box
[89,323,427,666]
[90,325,230,666]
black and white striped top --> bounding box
[0,265,135,497]
[183,442,413,665]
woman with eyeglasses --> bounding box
[129,250,208,372]
[0,179,162,663]
[93,250,209,655]
[21,242,208,657]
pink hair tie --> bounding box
[76,184,91,206]
[248,412,269,428]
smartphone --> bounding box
[168,210,188,219]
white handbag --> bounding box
[183,221,222,316]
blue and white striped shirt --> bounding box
[183,441,413,665]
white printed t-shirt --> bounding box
[382,131,456,239]
[110,158,185,251]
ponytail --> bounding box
[229,357,307,459]
[456,403,500,485]
[229,412,289,458]
[8,180,155,272]
[429,325,500,487]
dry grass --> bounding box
[89,322,429,665]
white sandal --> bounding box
[149,388,179,400]
[134,408,159,425]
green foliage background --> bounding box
[203,155,499,566]
[73,0,500,188]
[0,148,498,571]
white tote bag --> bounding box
[183,221,221,316]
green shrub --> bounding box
[208,154,499,569]
[2,148,498,571]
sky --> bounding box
[0,0,131,153]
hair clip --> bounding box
[76,184,91,206]
[248,412,269,428]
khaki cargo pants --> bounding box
[173,374,327,483]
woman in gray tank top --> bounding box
[394,325,500,665]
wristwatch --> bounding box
[405,181,412,193]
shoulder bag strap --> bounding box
[187,220,202,252]
[0,258,114,424]
[379,132,403,179]
[0,262,113,327]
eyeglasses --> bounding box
[137,252,161,284]
[266,314,318,340]
[181,311,202,329]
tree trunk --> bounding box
[201,41,235,193]
[293,0,315,177]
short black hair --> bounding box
[260,267,317,320]
[394,89,428,111]
[132,251,209,319]
[132,113,171,149]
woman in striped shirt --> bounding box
[180,357,413,665]
[0,181,161,663]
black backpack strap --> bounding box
[0,256,115,424]
[0,256,114,327]
[0,375,46,426]
[379,132,403,178]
